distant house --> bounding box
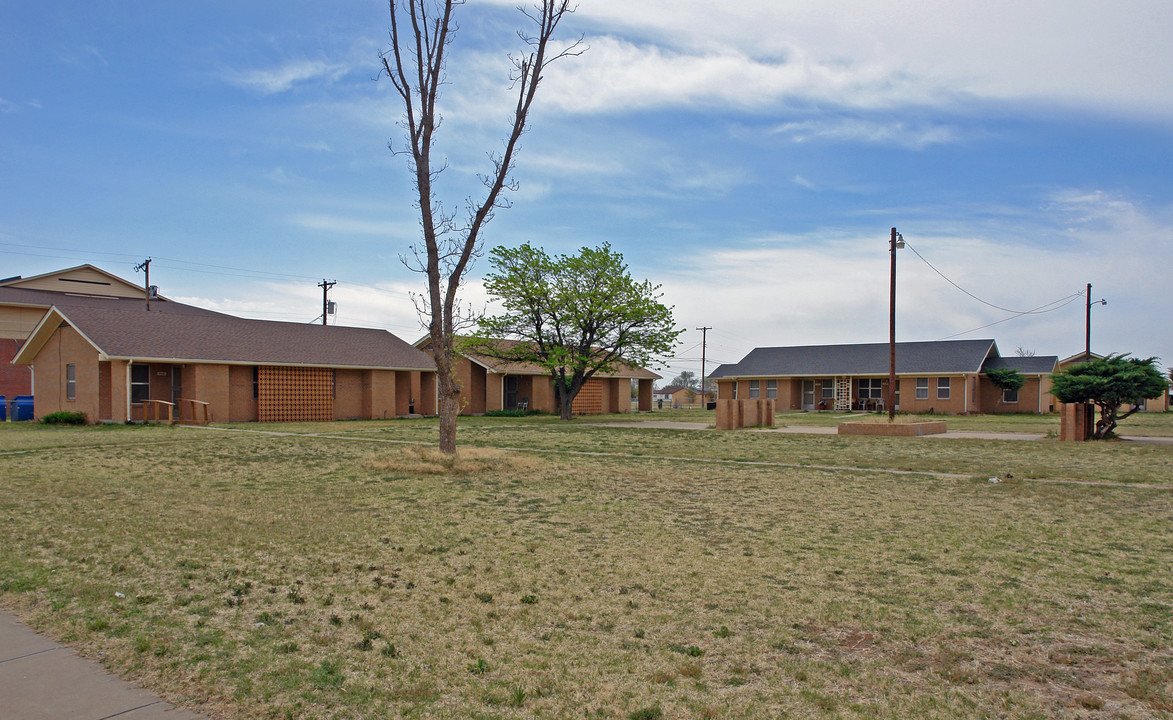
[654,385,710,409]
[709,339,1059,414]
[415,337,660,415]
[652,386,678,405]
[5,265,437,423]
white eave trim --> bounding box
[99,356,437,372]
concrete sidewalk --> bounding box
[0,611,209,720]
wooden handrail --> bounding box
[177,398,211,425]
[143,399,176,425]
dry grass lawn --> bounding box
[1,418,1171,719]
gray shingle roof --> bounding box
[981,355,1060,374]
[49,305,435,370]
[709,339,999,378]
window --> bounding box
[732,382,738,399]
[766,379,777,399]
[915,377,929,400]
[1003,388,1019,404]
[821,380,835,400]
[130,364,150,404]
[749,379,760,399]
[66,364,76,400]
[858,378,883,400]
[937,377,951,400]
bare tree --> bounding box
[380,0,582,453]
[1015,345,1037,357]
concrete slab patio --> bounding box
[0,611,209,720]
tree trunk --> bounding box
[1093,402,1116,440]
[432,341,461,454]
[438,392,460,454]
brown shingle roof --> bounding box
[42,305,435,370]
[455,338,660,380]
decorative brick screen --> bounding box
[257,366,334,422]
[572,378,604,415]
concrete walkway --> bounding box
[589,421,1048,440]
[0,611,208,720]
[585,421,1173,445]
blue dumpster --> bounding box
[13,396,34,422]
[0,395,6,421]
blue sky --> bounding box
[3,0,1171,380]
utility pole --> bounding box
[696,326,712,405]
[318,279,337,326]
[1085,283,1106,359]
[134,258,152,311]
[888,228,903,422]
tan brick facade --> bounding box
[29,326,101,420]
[717,372,1054,415]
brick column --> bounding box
[1060,402,1094,441]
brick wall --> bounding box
[0,338,32,398]
[572,378,604,415]
[30,327,100,421]
[258,366,333,422]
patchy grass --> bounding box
[289,414,1173,486]
[1,420,1171,719]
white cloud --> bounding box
[530,36,926,115]
[174,275,495,342]
[226,59,350,94]
[476,0,1173,119]
[770,119,960,149]
[0,98,41,114]
[291,213,417,238]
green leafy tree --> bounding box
[668,371,698,391]
[473,242,681,420]
[1050,354,1169,439]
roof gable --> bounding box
[981,355,1060,374]
[1,265,146,298]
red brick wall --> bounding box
[0,338,33,398]
[227,366,258,422]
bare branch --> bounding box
[380,0,579,451]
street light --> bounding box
[1085,282,1106,359]
[888,228,904,422]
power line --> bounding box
[937,292,1085,340]
[903,240,1075,316]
